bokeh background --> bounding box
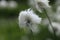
[0,0,29,40]
[0,0,58,40]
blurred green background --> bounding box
[0,0,29,40]
[0,0,58,40]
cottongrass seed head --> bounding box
[36,0,50,8]
[48,22,60,36]
[18,8,42,34]
[29,0,50,13]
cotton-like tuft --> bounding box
[18,8,42,34]
[48,22,60,36]
[29,0,50,13]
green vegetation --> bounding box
[0,0,60,40]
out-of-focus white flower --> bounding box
[0,0,8,8]
[18,8,42,34]
[29,0,50,13]
[48,22,60,36]
[8,1,17,8]
[36,0,50,8]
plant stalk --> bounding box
[44,10,57,40]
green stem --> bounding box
[44,10,57,40]
[30,30,34,40]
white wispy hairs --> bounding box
[48,22,60,36]
[18,8,42,34]
[29,0,50,13]
[36,0,50,8]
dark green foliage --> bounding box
[0,4,29,18]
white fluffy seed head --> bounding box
[18,8,42,34]
[36,0,50,8]
[48,22,60,36]
[29,0,50,13]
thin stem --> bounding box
[30,29,34,40]
[44,10,57,40]
[27,25,34,40]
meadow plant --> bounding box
[18,8,42,34]
[18,0,60,40]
